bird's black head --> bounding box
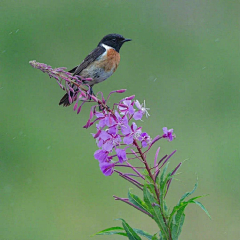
[98,34,131,52]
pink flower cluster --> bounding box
[83,95,175,176]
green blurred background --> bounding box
[1,0,240,239]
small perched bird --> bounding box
[59,33,131,106]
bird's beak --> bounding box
[122,38,132,43]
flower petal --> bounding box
[116,148,127,163]
[102,141,114,151]
[100,131,111,141]
[133,111,143,120]
[99,162,115,176]
[94,150,108,162]
[123,135,134,144]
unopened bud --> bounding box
[125,95,135,100]
[77,105,82,114]
[73,102,78,111]
[116,89,127,93]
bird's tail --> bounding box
[59,92,74,107]
[59,85,94,107]
[59,66,81,107]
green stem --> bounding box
[133,139,172,240]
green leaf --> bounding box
[151,233,159,240]
[191,200,211,219]
[158,230,167,240]
[143,186,168,238]
[159,173,172,216]
[117,218,142,240]
[94,226,127,236]
[169,196,211,239]
[146,183,156,196]
[163,201,169,214]
[128,190,151,216]
[171,204,187,240]
[159,163,171,204]
[132,228,154,240]
[145,174,154,183]
[160,173,172,197]
[142,169,149,177]
[170,195,206,223]
[178,181,198,204]
[169,181,201,224]
[159,162,169,187]
[171,214,185,239]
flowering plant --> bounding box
[30,60,210,240]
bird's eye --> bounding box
[112,38,116,42]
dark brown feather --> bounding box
[72,46,105,76]
[59,93,71,106]
[68,66,77,73]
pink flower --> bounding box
[162,127,175,141]
[123,122,141,145]
[134,100,150,120]
[94,150,109,162]
[116,148,127,163]
[118,100,135,116]
[99,162,115,176]
[138,132,152,147]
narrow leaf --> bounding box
[132,228,153,240]
[143,186,168,238]
[159,162,169,186]
[117,218,142,240]
[178,181,198,204]
[158,163,171,207]
[192,200,211,219]
[169,196,204,224]
[146,183,156,196]
[159,231,167,240]
[145,174,153,183]
[169,181,201,224]
[171,209,185,240]
[151,233,159,240]
[169,201,189,230]
[94,226,127,236]
[159,172,172,214]
[128,190,151,215]
[169,197,210,239]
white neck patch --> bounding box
[101,43,113,50]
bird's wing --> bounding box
[68,66,77,73]
[69,46,105,76]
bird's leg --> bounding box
[88,86,95,100]
[89,86,94,96]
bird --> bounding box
[59,33,131,106]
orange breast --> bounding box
[97,49,120,72]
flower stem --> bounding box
[133,139,172,240]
